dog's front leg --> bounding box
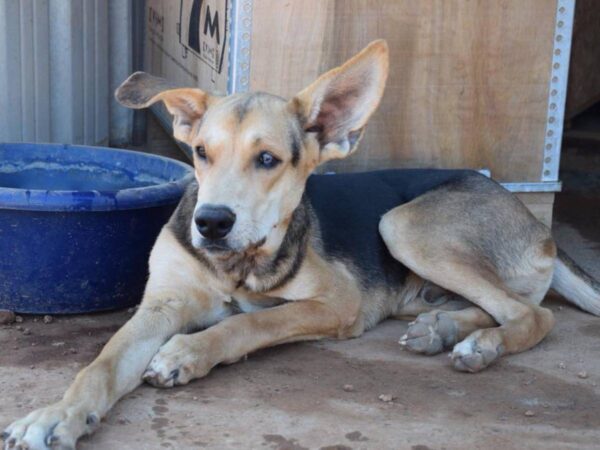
[144,299,357,387]
[2,295,206,450]
[144,249,364,387]
[2,228,222,450]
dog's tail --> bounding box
[551,248,600,316]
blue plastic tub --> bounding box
[0,143,193,314]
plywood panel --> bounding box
[250,0,557,182]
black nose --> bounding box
[195,205,236,240]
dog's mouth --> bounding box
[200,236,267,255]
[200,239,233,253]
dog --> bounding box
[3,40,600,450]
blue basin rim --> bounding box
[0,143,194,211]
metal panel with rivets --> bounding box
[541,0,575,185]
[0,0,134,146]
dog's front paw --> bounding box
[2,402,99,450]
[450,329,504,373]
[143,334,210,388]
[399,311,458,355]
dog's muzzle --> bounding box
[194,205,236,240]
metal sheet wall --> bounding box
[0,0,133,146]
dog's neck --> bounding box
[217,196,312,292]
[170,184,312,294]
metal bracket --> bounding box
[541,0,575,183]
[501,181,562,193]
[479,169,561,192]
[227,0,253,94]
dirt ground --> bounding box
[1,143,599,449]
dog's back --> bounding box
[306,169,482,288]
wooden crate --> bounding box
[143,0,574,225]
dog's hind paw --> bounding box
[450,330,504,373]
[399,311,458,355]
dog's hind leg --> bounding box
[399,307,497,355]
[379,174,556,372]
[392,274,472,319]
[392,275,496,354]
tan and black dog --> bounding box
[4,40,600,450]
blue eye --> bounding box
[256,151,280,169]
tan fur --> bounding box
[3,39,596,449]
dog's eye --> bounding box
[194,145,207,160]
[256,151,280,169]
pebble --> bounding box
[15,315,24,323]
[558,362,566,369]
[0,310,16,325]
[577,371,588,379]
[378,394,394,403]
[524,410,535,417]
[343,384,355,392]
[43,315,53,324]
[23,328,31,335]
[15,325,23,331]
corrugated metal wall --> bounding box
[0,0,134,146]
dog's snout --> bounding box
[195,205,236,240]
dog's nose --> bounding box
[195,205,236,240]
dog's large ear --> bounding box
[115,72,214,144]
[289,40,389,163]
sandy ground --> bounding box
[1,146,599,449]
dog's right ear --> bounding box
[289,40,389,164]
[115,72,214,144]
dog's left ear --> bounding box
[115,72,214,144]
[289,40,389,163]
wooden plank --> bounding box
[515,193,555,228]
[565,0,600,119]
[250,0,557,182]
